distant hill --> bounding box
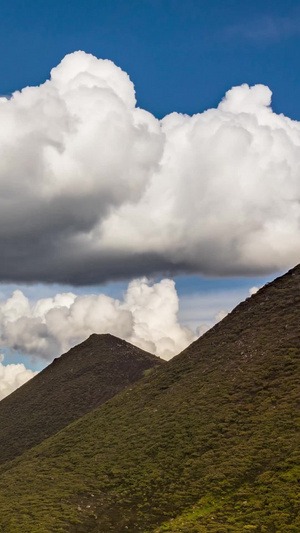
[0,333,162,465]
[0,266,300,532]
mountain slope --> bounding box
[0,266,300,532]
[0,333,162,465]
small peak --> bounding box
[88,333,122,342]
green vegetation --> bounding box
[0,266,300,531]
[0,334,162,465]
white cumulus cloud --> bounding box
[0,279,196,361]
[0,354,38,400]
[0,52,299,283]
[249,286,259,295]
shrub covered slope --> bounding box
[0,266,300,532]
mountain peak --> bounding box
[0,334,163,465]
[87,332,124,342]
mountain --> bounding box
[0,333,163,465]
[0,266,300,532]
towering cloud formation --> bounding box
[0,51,299,283]
[0,279,195,361]
[0,281,261,399]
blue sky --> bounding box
[0,0,298,380]
[2,0,300,119]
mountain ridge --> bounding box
[0,265,299,531]
[0,333,163,465]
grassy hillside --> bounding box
[0,266,300,532]
[0,333,162,465]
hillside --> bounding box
[0,333,162,465]
[0,266,300,532]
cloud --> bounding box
[0,279,263,375]
[225,12,300,43]
[0,279,196,361]
[0,354,38,400]
[215,310,228,322]
[249,286,259,295]
[0,51,300,283]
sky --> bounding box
[0,0,300,397]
